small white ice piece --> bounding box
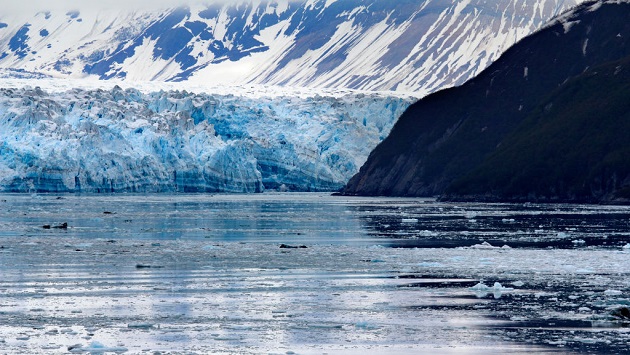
[470,241,496,249]
[604,289,623,296]
[69,341,128,354]
[470,282,514,299]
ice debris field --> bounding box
[1,193,630,353]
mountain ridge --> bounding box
[342,0,630,203]
[0,0,581,94]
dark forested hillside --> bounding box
[342,0,630,204]
[445,56,630,203]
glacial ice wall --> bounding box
[0,85,413,193]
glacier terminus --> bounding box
[0,81,413,193]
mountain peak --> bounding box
[0,0,582,93]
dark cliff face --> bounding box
[444,56,630,204]
[342,0,630,203]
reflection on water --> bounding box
[7,193,630,247]
[0,193,376,244]
[0,193,630,354]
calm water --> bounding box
[1,193,630,354]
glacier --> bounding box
[0,81,413,193]
[0,0,586,193]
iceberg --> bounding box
[0,84,413,193]
[68,341,128,353]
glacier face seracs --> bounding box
[0,84,412,193]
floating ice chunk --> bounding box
[418,261,444,267]
[572,239,586,245]
[41,345,62,350]
[90,341,107,348]
[401,218,418,223]
[465,212,477,219]
[604,289,623,296]
[575,337,604,344]
[547,339,567,346]
[470,241,496,249]
[470,282,497,291]
[470,282,513,299]
[355,321,380,330]
[127,322,155,329]
[512,281,525,287]
[68,341,128,353]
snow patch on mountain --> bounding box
[0,0,584,94]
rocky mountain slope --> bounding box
[0,0,580,94]
[342,0,630,203]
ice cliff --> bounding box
[0,84,412,193]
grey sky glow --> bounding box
[4,0,218,13]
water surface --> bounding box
[1,193,630,354]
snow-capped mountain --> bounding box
[0,0,582,94]
[0,81,412,193]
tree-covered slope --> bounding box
[444,56,630,203]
